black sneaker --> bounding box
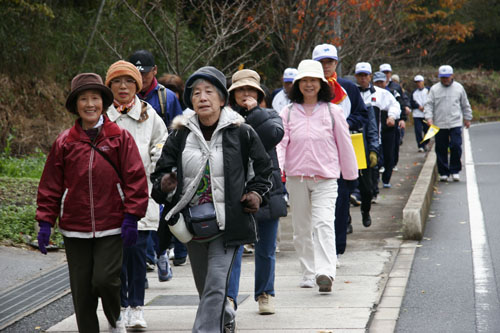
[173,256,187,266]
[346,223,353,234]
[362,211,372,227]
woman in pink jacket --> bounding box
[277,59,358,293]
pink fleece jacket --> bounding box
[277,102,358,180]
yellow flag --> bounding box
[350,133,367,170]
[421,124,440,143]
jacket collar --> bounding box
[171,106,245,132]
[67,115,121,143]
[106,95,142,122]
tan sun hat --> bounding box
[228,69,264,95]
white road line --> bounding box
[464,128,496,332]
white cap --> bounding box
[312,44,338,61]
[414,75,424,82]
[379,63,392,72]
[355,62,372,74]
[293,59,327,83]
[283,68,298,82]
[438,65,453,77]
[392,74,400,83]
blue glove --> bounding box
[121,213,138,247]
[345,179,359,192]
[37,221,52,255]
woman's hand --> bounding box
[161,172,178,193]
[240,192,261,213]
[240,96,258,111]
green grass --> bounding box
[0,157,64,247]
[0,151,46,178]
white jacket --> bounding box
[107,96,168,230]
[359,86,401,120]
[272,89,290,115]
[411,87,429,118]
[424,81,472,129]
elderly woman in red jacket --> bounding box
[36,73,149,333]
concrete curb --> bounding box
[401,150,437,240]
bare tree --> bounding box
[118,0,274,77]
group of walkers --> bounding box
[35,41,472,333]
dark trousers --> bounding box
[394,125,402,166]
[120,230,149,308]
[335,177,350,255]
[358,168,373,213]
[435,127,463,176]
[371,165,379,196]
[64,235,123,332]
[381,128,396,184]
[414,117,429,149]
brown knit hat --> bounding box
[105,60,143,92]
[65,73,114,114]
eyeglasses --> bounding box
[110,78,136,86]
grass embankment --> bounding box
[0,153,64,248]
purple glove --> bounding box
[37,221,52,255]
[121,213,138,247]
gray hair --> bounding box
[189,78,225,103]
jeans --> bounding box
[435,127,463,176]
[227,217,279,304]
[120,231,149,307]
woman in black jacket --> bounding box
[226,69,287,315]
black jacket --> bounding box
[233,105,287,221]
[151,111,273,250]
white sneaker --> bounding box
[418,147,425,152]
[439,175,448,182]
[336,254,341,268]
[299,277,315,288]
[393,166,398,172]
[108,313,127,333]
[452,173,460,182]
[127,306,147,328]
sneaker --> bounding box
[371,194,378,204]
[393,166,398,172]
[418,147,425,152]
[362,211,372,227]
[127,306,147,328]
[452,173,460,182]
[167,248,175,260]
[173,256,187,266]
[379,166,385,173]
[316,274,333,292]
[383,183,392,188]
[439,175,449,182]
[350,193,361,206]
[157,254,173,282]
[224,319,236,333]
[146,261,155,272]
[243,244,255,255]
[336,254,341,268]
[108,313,127,333]
[346,223,353,234]
[257,293,275,315]
[299,277,315,288]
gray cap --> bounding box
[373,71,387,82]
[183,66,228,110]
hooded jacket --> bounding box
[36,116,148,238]
[151,107,273,249]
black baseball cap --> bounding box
[129,49,155,73]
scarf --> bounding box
[138,77,158,100]
[326,72,347,105]
[114,98,136,114]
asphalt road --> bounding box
[396,122,500,332]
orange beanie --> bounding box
[105,60,143,92]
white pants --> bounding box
[287,176,338,280]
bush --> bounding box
[0,150,46,178]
